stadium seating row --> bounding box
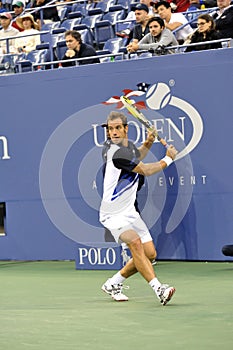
[41,4,128,49]
[0,0,223,73]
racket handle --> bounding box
[157,135,169,149]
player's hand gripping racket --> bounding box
[120,96,168,149]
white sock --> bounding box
[149,277,161,293]
[110,271,126,285]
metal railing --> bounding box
[126,38,233,59]
[0,37,232,75]
[0,30,49,52]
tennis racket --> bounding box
[120,96,168,149]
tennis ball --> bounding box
[146,83,171,110]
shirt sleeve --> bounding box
[139,30,175,50]
[171,13,187,25]
[112,146,140,172]
[138,33,151,45]
[133,25,141,41]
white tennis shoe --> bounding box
[101,279,129,301]
[156,284,176,305]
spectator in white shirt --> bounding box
[15,13,41,53]
[153,0,193,43]
[0,12,19,54]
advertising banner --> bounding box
[0,48,232,264]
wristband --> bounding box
[161,156,173,167]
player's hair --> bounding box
[107,111,128,127]
[65,30,82,44]
[147,16,165,28]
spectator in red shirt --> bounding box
[171,0,190,12]
[12,1,25,32]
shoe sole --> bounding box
[162,287,176,305]
[112,296,128,302]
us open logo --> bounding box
[39,80,204,246]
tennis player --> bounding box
[100,111,178,304]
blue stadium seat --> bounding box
[95,0,116,13]
[0,53,25,74]
[55,40,67,61]
[109,4,127,12]
[107,0,117,7]
[48,27,66,49]
[94,20,115,49]
[58,6,70,21]
[73,24,94,46]
[87,8,104,16]
[17,45,52,72]
[67,11,84,19]
[60,17,82,30]
[41,21,61,32]
[115,19,135,33]
[86,2,96,11]
[97,50,124,63]
[81,14,104,29]
[137,52,153,59]
[96,50,112,63]
[40,21,61,44]
[185,8,207,29]
[96,37,126,61]
[116,0,129,9]
[95,1,109,13]
[129,1,140,11]
[72,3,87,16]
[103,37,126,53]
[102,5,126,24]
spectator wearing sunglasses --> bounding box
[185,13,222,51]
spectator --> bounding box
[0,12,19,54]
[185,0,217,27]
[185,0,202,27]
[186,0,201,9]
[32,0,60,29]
[166,0,217,12]
[153,0,193,43]
[15,13,40,53]
[1,0,11,11]
[186,0,217,11]
[169,0,190,12]
[131,4,151,44]
[127,16,178,53]
[185,13,222,51]
[117,3,152,44]
[212,0,233,38]
[12,1,25,32]
[0,0,7,13]
[61,30,100,67]
[119,0,154,26]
